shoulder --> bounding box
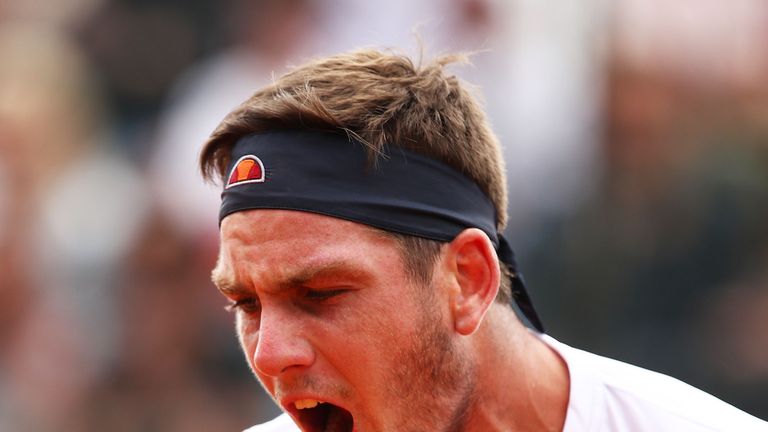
[539,334,768,432]
[243,414,299,432]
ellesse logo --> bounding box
[226,155,265,188]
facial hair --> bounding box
[387,297,477,432]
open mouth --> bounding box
[293,400,355,432]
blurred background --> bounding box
[0,0,766,429]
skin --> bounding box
[213,209,570,432]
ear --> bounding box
[444,228,501,335]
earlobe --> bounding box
[446,229,501,335]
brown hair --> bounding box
[200,48,511,303]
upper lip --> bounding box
[281,394,326,408]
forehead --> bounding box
[215,209,402,283]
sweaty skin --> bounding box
[213,209,569,432]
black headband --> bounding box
[219,130,544,332]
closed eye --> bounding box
[225,297,261,314]
[305,289,348,301]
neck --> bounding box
[462,305,570,432]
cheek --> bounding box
[327,298,423,376]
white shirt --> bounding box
[543,335,767,431]
[244,336,767,431]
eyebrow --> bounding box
[211,259,371,297]
[285,261,370,287]
[211,267,249,297]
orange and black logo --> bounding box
[226,155,266,189]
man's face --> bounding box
[214,210,476,432]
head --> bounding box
[202,49,514,431]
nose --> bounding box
[252,308,315,377]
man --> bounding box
[200,49,767,431]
